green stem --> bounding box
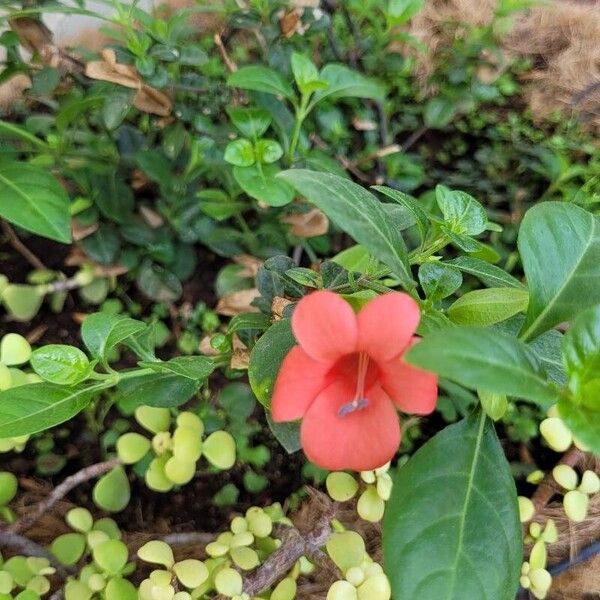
[287,94,310,165]
[409,235,451,265]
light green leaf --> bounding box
[81,313,146,360]
[478,389,508,420]
[447,256,524,289]
[405,328,558,405]
[227,66,295,101]
[93,466,130,513]
[255,139,283,164]
[279,170,413,288]
[518,202,600,341]
[383,410,522,600]
[0,162,71,243]
[448,287,529,327]
[226,107,271,139]
[436,185,487,236]
[234,164,295,207]
[249,318,296,408]
[0,383,96,436]
[291,52,321,95]
[31,345,92,385]
[558,399,600,455]
[311,64,385,108]
[224,138,255,167]
[562,304,600,383]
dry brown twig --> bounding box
[1,220,47,271]
[8,458,121,535]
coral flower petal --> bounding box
[271,346,332,422]
[292,290,358,363]
[300,380,400,471]
[379,340,438,415]
[357,292,420,363]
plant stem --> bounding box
[287,94,310,165]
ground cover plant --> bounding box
[0,0,599,599]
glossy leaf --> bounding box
[31,344,92,385]
[82,313,146,360]
[418,262,462,301]
[448,287,529,326]
[383,410,522,600]
[0,162,71,243]
[280,170,413,288]
[226,107,271,139]
[518,202,600,341]
[234,164,295,207]
[436,185,487,236]
[0,383,96,436]
[405,328,558,405]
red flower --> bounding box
[271,291,438,471]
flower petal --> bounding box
[379,339,438,415]
[271,346,332,422]
[300,380,400,471]
[357,292,420,363]
[292,290,357,363]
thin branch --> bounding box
[161,532,214,546]
[1,220,47,270]
[530,446,586,517]
[9,458,121,534]
[400,125,428,152]
[0,530,71,576]
[214,33,238,73]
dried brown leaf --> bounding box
[9,17,53,54]
[233,255,263,278]
[230,334,250,370]
[272,296,293,321]
[281,207,329,238]
[199,335,220,356]
[134,85,172,117]
[216,289,260,316]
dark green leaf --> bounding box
[562,304,600,383]
[139,356,215,381]
[372,185,429,242]
[279,170,413,288]
[406,327,559,405]
[82,313,146,360]
[266,413,301,454]
[424,96,457,128]
[418,262,462,301]
[383,410,522,600]
[81,224,120,265]
[249,319,296,408]
[136,262,183,303]
[518,202,600,341]
[116,373,199,411]
[0,163,71,243]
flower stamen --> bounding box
[338,353,371,417]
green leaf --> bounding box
[227,313,271,335]
[0,383,96,436]
[136,262,182,303]
[418,262,462,301]
[105,578,138,600]
[234,164,294,207]
[249,318,296,408]
[255,139,283,164]
[529,329,567,387]
[372,185,429,242]
[518,202,600,341]
[81,224,120,265]
[116,373,199,411]
[478,389,508,421]
[447,256,524,289]
[227,66,295,101]
[224,138,255,167]
[558,399,600,455]
[563,304,600,383]
[448,287,529,327]
[383,410,522,600]
[266,413,301,454]
[388,0,425,23]
[31,344,92,385]
[81,314,146,360]
[51,533,86,566]
[0,162,71,243]
[1,284,45,322]
[285,267,322,288]
[291,52,322,96]
[93,466,130,513]
[279,170,413,288]
[103,91,133,130]
[226,107,271,139]
[405,328,558,405]
[93,540,128,575]
[424,96,457,128]
[139,356,215,381]
[436,185,487,236]
[311,64,385,108]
